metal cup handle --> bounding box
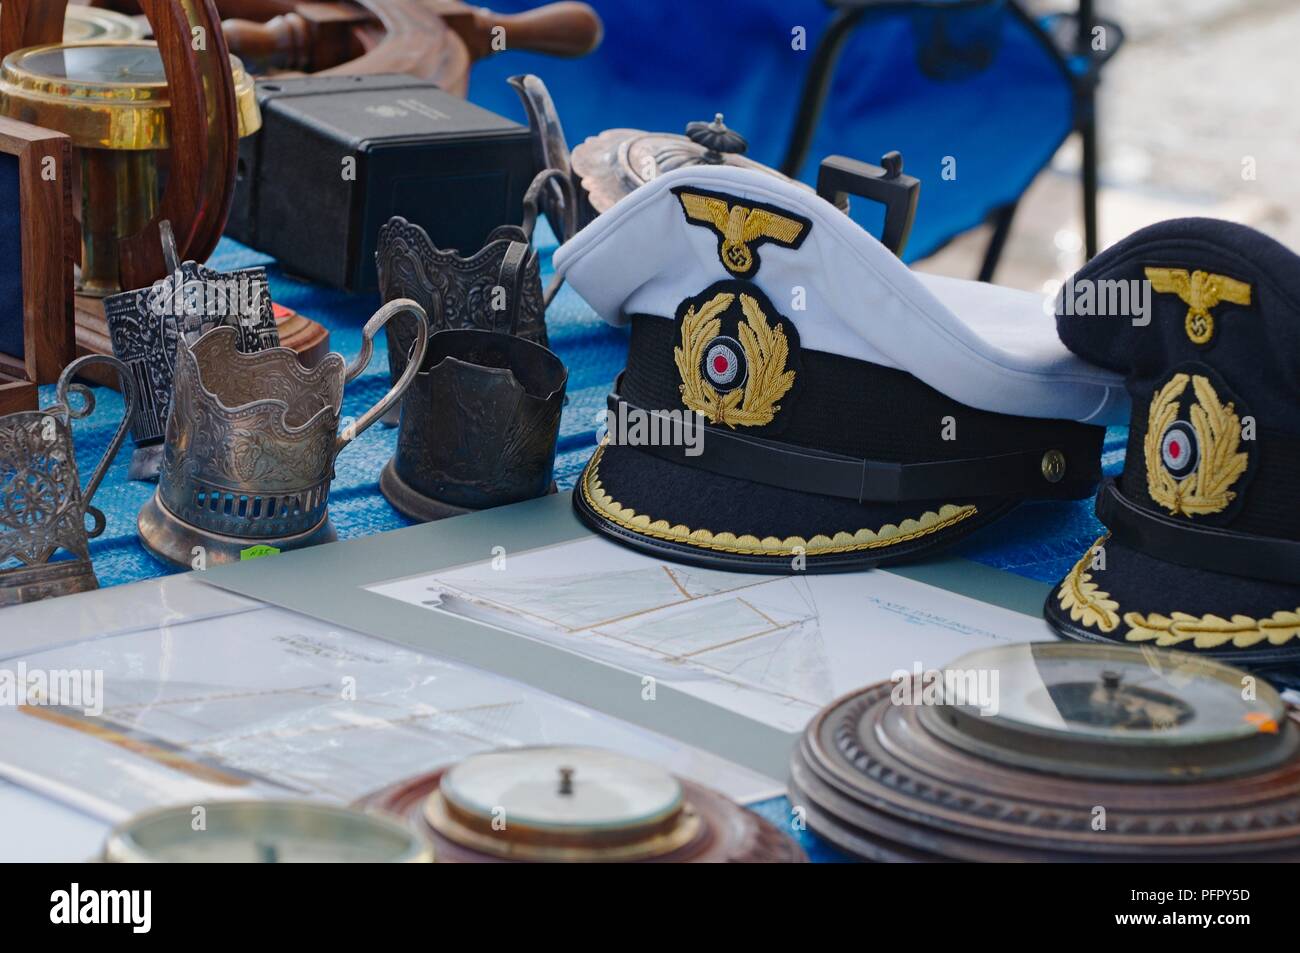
[522,166,577,244]
[54,354,138,540]
[521,167,577,310]
[337,298,430,455]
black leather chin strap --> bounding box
[1096,479,1300,586]
[606,392,1091,503]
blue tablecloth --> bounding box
[39,224,1126,864]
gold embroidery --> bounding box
[1124,610,1300,650]
[674,290,796,428]
[1145,267,1251,345]
[1056,535,1300,650]
[1056,535,1120,632]
[581,444,977,557]
[1144,372,1247,517]
[677,192,805,276]
[1063,589,1300,651]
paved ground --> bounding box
[921,0,1299,289]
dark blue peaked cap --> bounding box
[1057,217,1300,431]
[1047,217,1300,681]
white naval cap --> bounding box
[553,165,1127,425]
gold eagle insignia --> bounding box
[1144,267,1251,345]
[675,190,806,276]
[1144,372,1248,517]
[674,291,795,428]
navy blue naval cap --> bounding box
[1047,217,1300,679]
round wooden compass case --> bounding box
[358,746,805,863]
[790,642,1300,862]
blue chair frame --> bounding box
[779,0,1124,279]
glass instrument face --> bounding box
[19,44,167,85]
[944,642,1285,747]
[439,746,683,834]
[103,801,430,863]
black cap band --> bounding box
[608,391,1099,503]
[1096,478,1300,585]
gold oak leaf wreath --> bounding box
[1144,373,1248,517]
[1057,535,1120,632]
[674,291,796,428]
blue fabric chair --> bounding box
[466,0,1121,276]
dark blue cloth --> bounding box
[0,154,25,358]
[467,0,1073,262]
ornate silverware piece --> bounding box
[380,327,568,521]
[376,168,575,426]
[376,216,547,345]
[0,354,136,606]
[137,299,428,566]
[105,223,280,481]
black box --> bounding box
[228,74,535,293]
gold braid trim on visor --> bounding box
[1058,534,1300,649]
[580,444,979,557]
[1057,535,1121,632]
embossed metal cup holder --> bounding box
[137,299,429,566]
[376,167,576,426]
[0,354,137,606]
[105,222,281,483]
[380,327,568,522]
